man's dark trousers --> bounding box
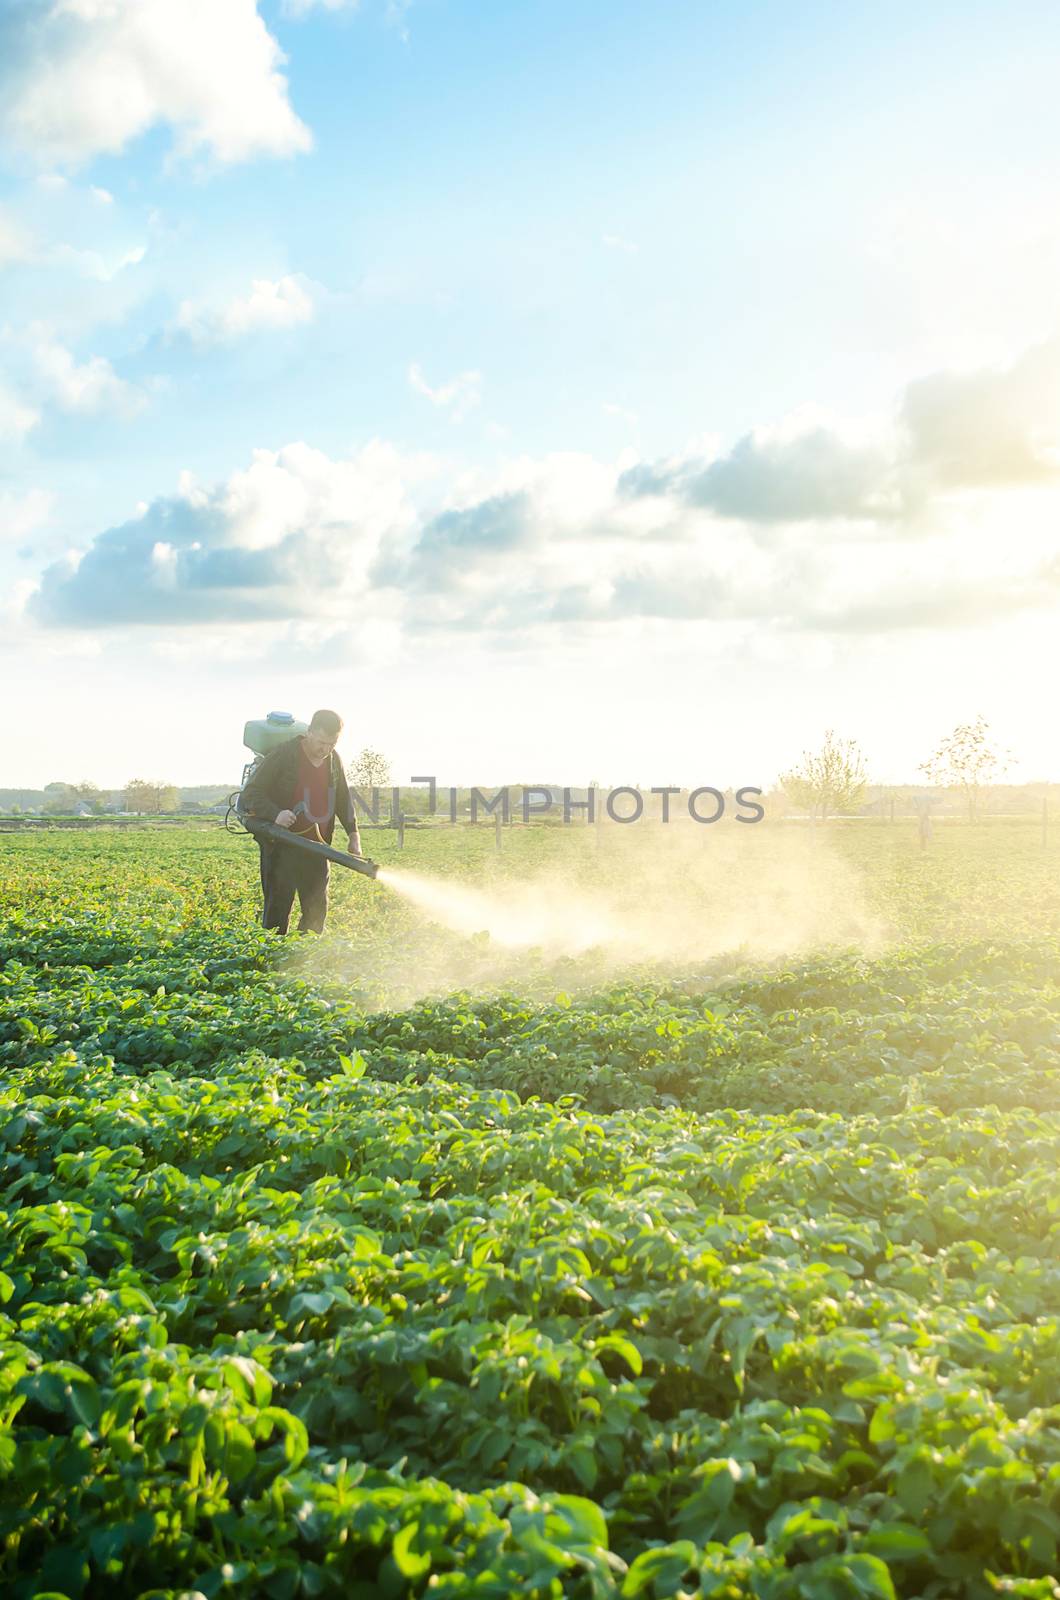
[258,839,330,935]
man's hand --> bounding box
[274,809,297,828]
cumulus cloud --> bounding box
[373,492,534,592]
[622,339,1060,524]
[174,274,316,345]
[31,499,315,627]
[30,440,418,626]
[0,325,148,437]
[619,417,900,524]
[619,414,905,526]
[23,336,1060,641]
[0,0,312,168]
[899,337,1060,490]
[409,362,482,422]
[31,334,146,417]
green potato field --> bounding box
[1,818,1058,1599]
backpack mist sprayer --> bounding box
[226,710,380,881]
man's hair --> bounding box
[309,709,343,737]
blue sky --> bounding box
[2,0,1059,788]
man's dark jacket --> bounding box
[240,737,362,851]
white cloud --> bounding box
[29,426,1060,644]
[283,0,359,13]
[603,402,638,428]
[175,274,316,345]
[23,336,1060,644]
[31,335,146,418]
[408,361,482,422]
[0,0,312,168]
[0,384,40,442]
[0,194,146,280]
[621,340,1060,524]
[46,242,147,281]
[0,208,33,268]
[0,488,53,542]
[602,232,638,254]
[30,438,425,626]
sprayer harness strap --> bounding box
[239,736,362,852]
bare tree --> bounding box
[919,713,1012,821]
[779,729,868,821]
[347,748,392,787]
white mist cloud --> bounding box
[45,242,147,281]
[0,384,41,443]
[409,362,482,422]
[0,488,54,543]
[0,207,33,267]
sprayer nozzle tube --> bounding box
[249,819,380,879]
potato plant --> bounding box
[0,822,1057,1599]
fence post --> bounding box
[917,802,932,850]
[397,813,405,849]
[495,811,502,853]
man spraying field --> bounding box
[239,708,365,935]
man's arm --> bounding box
[334,760,363,854]
[240,745,291,825]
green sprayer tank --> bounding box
[243,711,308,758]
[234,712,308,822]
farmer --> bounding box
[240,708,363,936]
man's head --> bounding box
[303,708,343,763]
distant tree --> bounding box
[124,780,177,814]
[919,713,1012,822]
[779,730,868,821]
[124,779,155,813]
[348,748,392,787]
[43,781,78,815]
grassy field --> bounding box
[0,818,1058,1599]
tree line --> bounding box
[16,725,1025,823]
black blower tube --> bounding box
[247,818,380,879]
